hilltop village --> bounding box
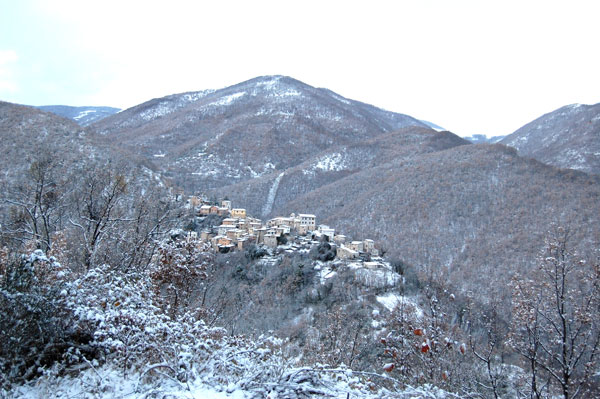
[182,195,381,262]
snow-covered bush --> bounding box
[0,250,81,389]
[149,238,213,317]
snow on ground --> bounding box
[315,262,337,285]
[254,75,281,90]
[560,148,588,170]
[10,366,246,399]
[269,88,302,98]
[303,152,347,175]
[139,90,217,121]
[376,293,424,318]
[354,266,400,288]
[140,101,177,121]
[209,92,247,107]
[73,109,96,120]
[314,152,346,171]
[182,89,216,103]
[9,363,457,399]
[261,172,284,216]
[329,92,351,105]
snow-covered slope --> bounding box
[36,105,121,126]
[212,127,469,218]
[419,119,445,131]
[463,134,506,144]
[91,75,428,192]
[501,103,600,174]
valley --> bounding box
[1,76,599,398]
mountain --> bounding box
[36,105,120,126]
[0,101,88,178]
[91,75,429,191]
[463,133,505,144]
[86,78,599,306]
[419,119,445,131]
[501,103,600,174]
[0,100,164,200]
[273,143,600,304]
[210,127,470,217]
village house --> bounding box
[317,225,335,241]
[268,216,295,228]
[218,224,236,236]
[199,205,212,215]
[247,216,262,224]
[264,229,279,248]
[218,236,232,246]
[293,213,316,235]
[276,225,290,236]
[248,222,262,234]
[337,244,358,260]
[211,235,233,250]
[231,208,247,219]
[334,234,347,245]
[348,241,364,253]
[226,228,245,241]
[255,227,268,244]
[237,236,255,251]
[222,218,238,226]
[200,230,212,241]
[191,197,380,259]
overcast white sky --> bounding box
[1,0,599,137]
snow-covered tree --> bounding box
[510,227,600,399]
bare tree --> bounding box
[69,165,128,268]
[510,227,600,399]
[468,302,511,399]
[1,156,68,252]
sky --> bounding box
[1,0,599,137]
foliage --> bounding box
[309,239,336,262]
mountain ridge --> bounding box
[36,105,120,126]
[501,102,600,174]
[91,75,431,192]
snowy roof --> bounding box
[340,245,358,255]
[298,214,316,218]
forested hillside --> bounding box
[1,81,599,398]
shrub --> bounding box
[0,250,91,389]
[310,240,336,262]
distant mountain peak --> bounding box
[90,75,431,192]
[36,105,120,126]
[463,134,506,144]
[501,102,600,174]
